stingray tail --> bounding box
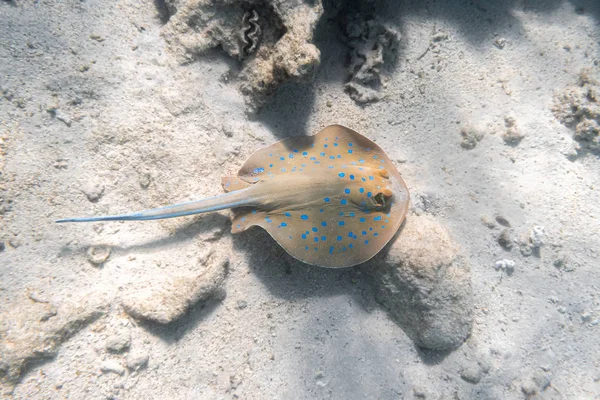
[56,188,254,223]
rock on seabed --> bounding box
[369,214,473,351]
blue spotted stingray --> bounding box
[57,125,410,268]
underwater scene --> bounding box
[1,0,599,398]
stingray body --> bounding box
[57,125,410,268]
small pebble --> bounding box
[494,259,515,275]
[0,242,5,252]
[87,246,111,265]
[236,300,248,310]
[460,364,482,384]
[497,228,513,250]
[126,353,149,371]
[100,360,125,376]
[82,184,105,203]
[494,38,507,49]
[315,371,327,387]
[529,225,545,248]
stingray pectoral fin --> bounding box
[221,176,252,193]
[230,209,266,233]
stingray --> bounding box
[57,125,410,268]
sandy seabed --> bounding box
[1,0,599,399]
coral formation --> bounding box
[161,0,323,111]
[337,9,400,104]
[552,69,600,156]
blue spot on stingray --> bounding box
[302,234,307,239]
[374,216,382,221]
[328,165,334,169]
[365,240,369,244]
[349,212,355,217]
[367,192,372,197]
[369,176,374,180]
[359,188,365,193]
[348,142,353,147]
[321,221,327,227]
[360,218,366,223]
[281,168,286,172]
[301,214,309,220]
[348,149,353,154]
[269,153,273,156]
[342,246,347,251]
[369,227,373,231]
[314,161,320,164]
[242,217,246,222]
[339,212,344,216]
[293,149,299,153]
[289,236,292,239]
[310,156,316,161]
[337,236,343,241]
[334,143,338,147]
[340,199,347,205]
[312,227,318,233]
[305,246,309,250]
[366,148,372,152]
[329,246,334,254]
[339,221,345,226]
[324,144,328,148]
[236,224,240,228]
[252,210,257,214]
[373,155,378,159]
[280,222,287,227]
[302,151,308,156]
[381,159,385,163]
[381,225,385,229]
[338,172,345,178]
[265,217,272,223]
[314,237,319,242]
[314,247,318,251]
[337,155,342,159]
[280,157,285,161]
[349,175,355,180]
[320,152,326,156]
[362,177,366,182]
[285,212,291,217]
[320,209,324,213]
[349,243,354,249]
[289,154,294,158]
[329,156,335,160]
[359,159,365,164]
[362,231,367,235]
[348,232,353,237]
[269,164,273,168]
[324,197,330,203]
[344,189,350,194]
[374,233,379,237]
[321,236,326,241]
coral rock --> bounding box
[368,215,473,351]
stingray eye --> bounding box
[374,192,387,207]
[374,188,393,208]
